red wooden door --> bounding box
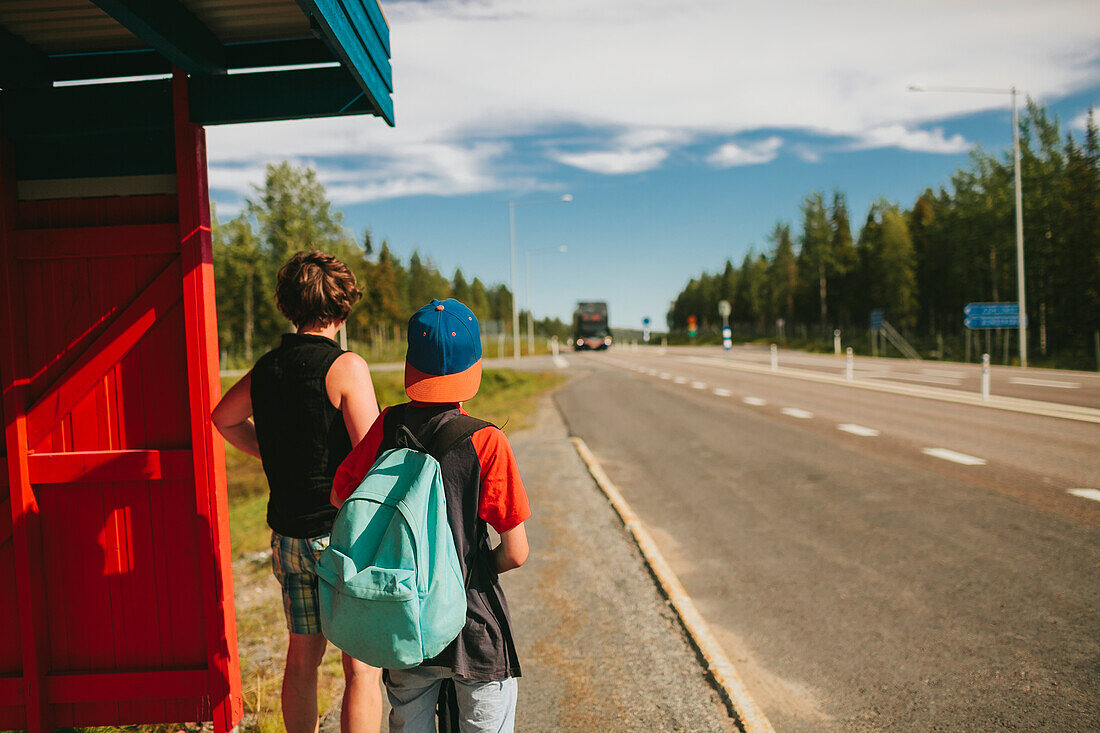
[0,74,242,732]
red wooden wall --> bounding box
[0,73,242,731]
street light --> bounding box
[508,194,572,359]
[525,245,568,355]
[908,83,1028,368]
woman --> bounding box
[212,250,382,733]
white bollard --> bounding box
[981,353,991,401]
[551,336,559,357]
[846,347,854,381]
[834,329,841,355]
[497,332,505,359]
[770,343,778,371]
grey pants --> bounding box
[386,666,517,733]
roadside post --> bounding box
[770,344,779,371]
[846,347,854,381]
[718,300,732,351]
[643,317,651,344]
[551,335,559,356]
[981,353,991,401]
[834,329,841,355]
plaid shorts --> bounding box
[271,531,330,635]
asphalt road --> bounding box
[678,344,1100,409]
[552,349,1100,731]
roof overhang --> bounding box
[0,0,394,129]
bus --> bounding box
[573,301,612,350]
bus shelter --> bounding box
[0,2,393,730]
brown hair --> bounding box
[275,250,362,328]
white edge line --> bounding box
[571,437,775,733]
[1067,488,1100,502]
[682,356,1100,424]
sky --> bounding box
[206,0,1100,330]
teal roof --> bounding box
[0,0,394,126]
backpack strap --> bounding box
[426,414,494,461]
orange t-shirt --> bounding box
[331,406,531,533]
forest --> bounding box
[212,162,566,367]
[667,103,1100,369]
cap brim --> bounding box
[405,359,482,402]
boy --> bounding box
[212,250,383,733]
[331,298,530,733]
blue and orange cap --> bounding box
[405,298,483,402]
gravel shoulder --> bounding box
[504,392,736,731]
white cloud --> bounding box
[205,0,1100,201]
[551,147,669,174]
[1070,108,1097,130]
[707,137,783,167]
[856,125,972,153]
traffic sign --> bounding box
[870,309,884,329]
[717,300,731,318]
[687,315,697,338]
[964,302,1020,329]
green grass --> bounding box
[217,367,563,732]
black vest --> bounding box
[251,333,352,539]
[381,403,521,681]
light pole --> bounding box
[908,84,1028,368]
[508,194,572,359]
[525,245,568,355]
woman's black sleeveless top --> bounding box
[250,333,352,538]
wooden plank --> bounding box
[12,224,179,260]
[0,675,24,703]
[44,669,206,703]
[26,450,193,484]
[24,258,181,449]
[173,71,243,732]
[0,134,50,733]
[17,195,177,230]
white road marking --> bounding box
[920,368,968,378]
[781,407,814,419]
[863,372,962,386]
[837,423,880,437]
[691,381,707,390]
[1068,488,1100,502]
[1009,377,1080,389]
[742,397,767,406]
[646,369,658,376]
[674,376,688,384]
[552,356,569,369]
[713,388,732,397]
[922,448,987,466]
[659,373,671,380]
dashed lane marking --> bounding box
[691,381,708,390]
[922,448,987,466]
[837,423,880,437]
[1067,488,1100,502]
[742,397,767,406]
[713,388,732,397]
[781,407,814,419]
[1009,377,1081,389]
[674,377,688,384]
[660,373,671,380]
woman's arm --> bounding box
[211,371,261,458]
[327,351,380,447]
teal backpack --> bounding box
[318,415,488,668]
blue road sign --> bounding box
[964,302,1020,329]
[643,317,651,326]
[870,309,884,329]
